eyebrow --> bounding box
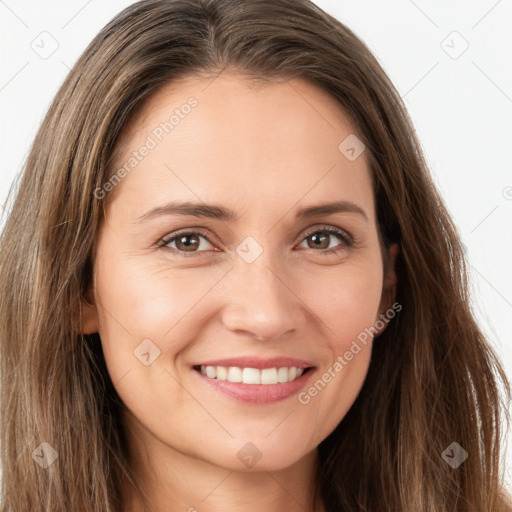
[134,200,368,223]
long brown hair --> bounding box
[1,0,510,510]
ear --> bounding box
[80,286,100,334]
[374,242,399,336]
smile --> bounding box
[191,358,316,404]
[195,365,310,384]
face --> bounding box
[83,72,397,473]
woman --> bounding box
[0,0,510,510]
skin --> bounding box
[82,71,398,512]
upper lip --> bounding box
[193,356,315,370]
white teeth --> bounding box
[198,365,307,384]
[216,366,228,380]
[277,367,289,383]
[261,368,278,385]
[227,366,243,383]
[242,368,260,384]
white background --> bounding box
[1,0,511,490]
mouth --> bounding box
[192,364,314,384]
[191,358,316,404]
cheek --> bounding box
[290,261,382,436]
[297,258,384,345]
[94,254,229,369]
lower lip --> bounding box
[192,368,315,404]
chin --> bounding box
[203,437,314,473]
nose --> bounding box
[219,253,303,342]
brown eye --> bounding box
[306,232,331,250]
[160,231,216,255]
[298,226,353,254]
[174,233,201,252]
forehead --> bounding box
[106,72,375,224]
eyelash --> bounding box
[157,225,354,257]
